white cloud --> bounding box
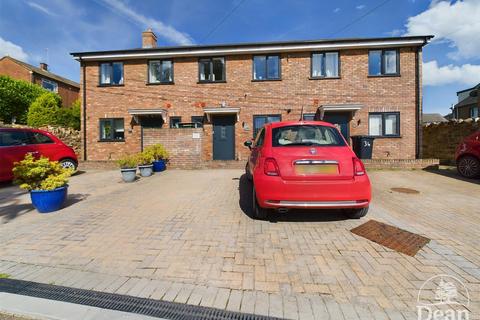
[423,60,480,86]
[405,0,480,59]
[27,1,56,16]
[356,4,365,10]
[100,0,194,45]
[333,7,340,13]
[0,37,29,61]
[385,29,404,37]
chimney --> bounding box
[39,62,48,71]
[142,28,157,48]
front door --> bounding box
[212,115,235,160]
[324,112,350,142]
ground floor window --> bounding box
[253,114,281,137]
[99,118,124,141]
[170,116,181,128]
[302,113,315,121]
[471,107,479,118]
[368,112,400,137]
[191,116,204,128]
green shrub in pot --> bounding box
[117,154,137,182]
[144,144,169,172]
[136,151,154,177]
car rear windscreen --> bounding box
[272,125,346,147]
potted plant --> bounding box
[12,154,73,213]
[136,151,154,177]
[144,144,169,172]
[117,154,138,182]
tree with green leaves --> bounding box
[27,92,63,127]
[0,75,49,124]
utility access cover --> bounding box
[350,220,430,256]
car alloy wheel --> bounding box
[252,186,268,220]
[60,159,77,170]
[457,156,480,178]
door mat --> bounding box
[350,219,430,256]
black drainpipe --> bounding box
[415,47,422,159]
[141,125,144,152]
[81,58,87,161]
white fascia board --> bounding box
[75,39,425,61]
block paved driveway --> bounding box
[0,169,479,319]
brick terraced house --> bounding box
[0,56,80,107]
[71,30,432,167]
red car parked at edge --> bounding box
[244,121,371,220]
[0,128,78,182]
[455,130,480,178]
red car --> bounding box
[245,121,371,219]
[0,128,78,182]
[455,130,480,178]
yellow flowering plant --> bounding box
[12,154,73,191]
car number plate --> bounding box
[295,164,338,174]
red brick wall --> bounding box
[32,75,79,107]
[0,58,32,82]
[82,47,420,161]
[143,128,203,168]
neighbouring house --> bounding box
[71,30,432,165]
[452,83,480,120]
[422,113,447,125]
[0,56,80,107]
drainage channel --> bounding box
[0,279,282,320]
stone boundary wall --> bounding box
[0,122,81,156]
[422,118,480,164]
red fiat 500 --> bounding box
[244,121,371,219]
[0,128,78,182]
[455,130,480,178]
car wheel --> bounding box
[245,163,252,181]
[345,207,369,219]
[252,186,268,220]
[60,158,77,171]
[457,155,480,178]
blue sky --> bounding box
[1,0,479,115]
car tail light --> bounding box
[264,158,280,176]
[353,157,366,176]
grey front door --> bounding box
[212,115,235,160]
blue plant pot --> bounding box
[153,160,166,172]
[30,185,68,213]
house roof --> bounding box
[457,83,480,95]
[454,95,478,108]
[0,56,79,88]
[71,35,433,61]
[422,113,447,124]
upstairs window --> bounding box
[100,62,124,85]
[368,49,399,76]
[311,52,339,78]
[148,60,173,83]
[302,113,316,121]
[41,78,58,92]
[99,118,124,141]
[191,116,204,128]
[369,112,400,137]
[199,57,225,82]
[253,55,280,80]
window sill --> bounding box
[251,79,282,82]
[369,135,402,139]
[97,84,125,87]
[197,80,227,84]
[146,82,175,85]
[367,74,400,78]
[309,76,341,80]
[98,139,125,143]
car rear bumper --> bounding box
[254,175,371,209]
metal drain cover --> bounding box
[390,187,420,194]
[0,278,282,320]
[351,220,430,256]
